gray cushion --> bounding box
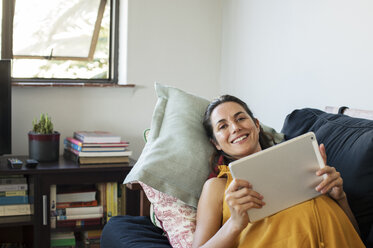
[124,83,213,207]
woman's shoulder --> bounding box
[203,177,227,193]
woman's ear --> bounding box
[210,138,222,151]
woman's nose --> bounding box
[230,122,241,133]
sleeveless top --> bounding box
[217,165,365,248]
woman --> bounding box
[192,95,365,248]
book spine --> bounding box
[96,183,106,222]
[50,184,57,229]
[0,196,29,205]
[73,132,85,142]
[113,182,118,217]
[65,146,80,156]
[0,204,31,216]
[56,213,103,220]
[0,177,27,184]
[64,139,82,151]
[50,238,76,247]
[77,150,133,157]
[0,184,28,191]
[119,184,126,215]
[106,182,112,222]
[66,137,83,147]
[56,218,101,227]
[56,206,103,216]
[57,191,96,203]
[56,200,98,209]
[0,190,27,197]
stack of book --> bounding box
[51,232,76,248]
[82,230,102,248]
[51,185,103,228]
[63,131,132,166]
[0,175,31,217]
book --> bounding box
[0,177,27,185]
[55,206,103,216]
[63,149,130,165]
[64,138,128,152]
[50,184,57,229]
[73,131,121,143]
[66,137,129,147]
[84,230,102,239]
[0,183,28,191]
[56,213,103,220]
[65,146,132,157]
[56,200,98,209]
[51,232,76,247]
[56,218,102,228]
[96,183,107,222]
[0,195,28,205]
[0,190,27,197]
[79,156,130,165]
[106,182,112,222]
[0,204,31,216]
[57,191,96,203]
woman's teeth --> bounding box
[233,135,248,143]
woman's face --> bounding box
[210,101,262,159]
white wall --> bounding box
[11,0,223,158]
[220,0,373,131]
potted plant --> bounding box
[28,114,60,162]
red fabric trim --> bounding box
[208,155,224,179]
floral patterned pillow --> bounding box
[139,182,196,248]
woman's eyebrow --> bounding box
[233,111,245,118]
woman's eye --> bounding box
[219,124,227,130]
[237,117,246,121]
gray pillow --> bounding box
[124,83,213,207]
[124,83,285,208]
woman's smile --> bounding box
[231,134,249,144]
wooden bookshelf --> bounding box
[0,156,139,248]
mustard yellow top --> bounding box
[217,165,365,248]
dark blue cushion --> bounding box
[281,108,373,245]
[101,215,172,248]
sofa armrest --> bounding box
[126,182,151,217]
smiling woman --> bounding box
[1,0,120,84]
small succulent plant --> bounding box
[32,114,54,134]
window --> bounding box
[1,0,119,84]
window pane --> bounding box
[12,0,111,80]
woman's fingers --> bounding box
[226,179,265,211]
[319,143,327,165]
[316,166,342,193]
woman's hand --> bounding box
[315,144,346,201]
[225,179,265,230]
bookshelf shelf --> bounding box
[0,215,33,226]
[0,156,139,248]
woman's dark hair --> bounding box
[203,95,275,170]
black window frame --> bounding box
[1,0,120,85]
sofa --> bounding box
[101,84,373,248]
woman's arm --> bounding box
[193,177,238,248]
[192,177,265,248]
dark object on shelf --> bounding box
[7,158,23,169]
[26,159,39,168]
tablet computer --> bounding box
[228,132,325,222]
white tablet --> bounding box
[228,132,325,222]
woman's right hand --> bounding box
[225,179,265,230]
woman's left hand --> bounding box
[315,144,347,201]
